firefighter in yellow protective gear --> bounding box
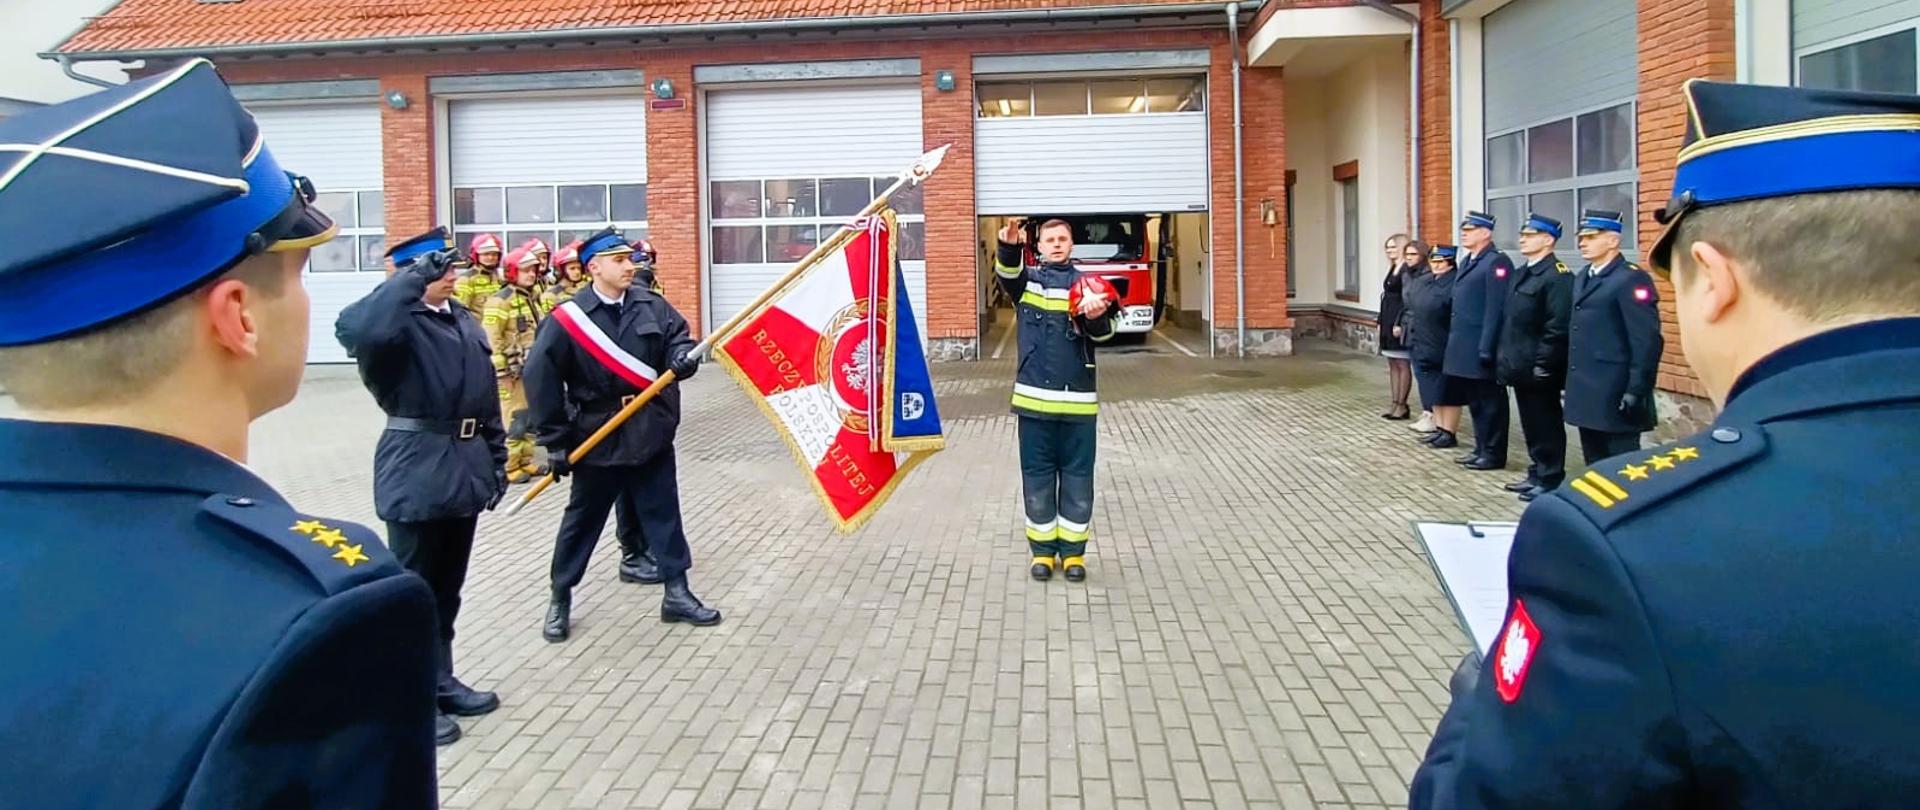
[455,233,505,316]
[519,237,552,300]
[484,246,549,482]
[541,241,587,311]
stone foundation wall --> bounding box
[1212,328,1293,357]
[927,337,979,362]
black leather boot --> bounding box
[435,639,502,716]
[543,588,571,643]
[661,575,721,626]
[435,713,462,746]
[618,551,664,585]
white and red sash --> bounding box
[550,300,661,389]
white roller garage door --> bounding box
[974,75,1209,214]
[249,102,384,364]
[703,83,927,337]
[446,95,650,272]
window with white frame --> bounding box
[452,182,647,253]
[1485,101,1636,256]
[974,76,1205,118]
[1797,24,1919,94]
[708,176,925,266]
[307,190,386,272]
[1339,178,1360,295]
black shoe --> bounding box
[1030,558,1054,581]
[618,552,664,585]
[543,589,571,643]
[438,677,501,717]
[1503,479,1538,493]
[1426,431,1458,449]
[662,575,722,626]
[1464,458,1508,471]
[1518,485,1548,502]
[1062,556,1086,582]
[435,713,462,746]
[1384,407,1412,421]
[1455,452,1481,465]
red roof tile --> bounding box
[57,0,1223,56]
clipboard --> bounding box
[1414,521,1519,660]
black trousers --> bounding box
[1513,384,1567,488]
[386,516,478,688]
[1467,378,1511,461]
[614,495,648,562]
[551,455,692,590]
[1578,427,1644,466]
[1018,416,1098,559]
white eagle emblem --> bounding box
[1498,618,1530,685]
[841,335,873,394]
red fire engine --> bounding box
[1017,214,1170,334]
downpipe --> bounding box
[1228,2,1246,358]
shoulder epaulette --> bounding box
[199,496,402,596]
[1559,421,1767,530]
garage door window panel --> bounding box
[1486,101,1636,256]
[978,82,1032,118]
[309,191,384,272]
[454,187,504,225]
[610,184,648,222]
[712,226,765,265]
[558,185,608,222]
[764,179,818,219]
[1146,78,1205,113]
[505,186,556,224]
[1799,27,1918,93]
[1091,80,1147,115]
[1033,81,1089,116]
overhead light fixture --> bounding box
[998,98,1011,117]
[651,77,675,100]
[1129,95,1145,114]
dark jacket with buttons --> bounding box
[1564,255,1664,432]
[995,241,1120,423]
[0,420,440,809]
[1412,319,1920,809]
[336,270,508,522]
[1495,255,1575,388]
[1405,265,1458,369]
[1444,248,1516,380]
[524,284,696,466]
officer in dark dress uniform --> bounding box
[336,227,508,746]
[1412,79,1920,808]
[524,227,718,641]
[1494,214,1574,501]
[1443,211,1516,470]
[1563,209,1663,464]
[0,60,438,807]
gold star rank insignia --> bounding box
[291,519,326,535]
[1648,455,1677,471]
[310,528,347,549]
[333,544,370,568]
[1668,446,1700,462]
[1619,463,1651,481]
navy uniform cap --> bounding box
[1520,213,1563,240]
[386,227,451,268]
[1460,210,1495,230]
[1651,79,1920,270]
[579,227,635,267]
[1578,209,1626,235]
[1431,244,1458,261]
[0,58,336,346]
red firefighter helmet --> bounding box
[631,238,657,266]
[502,246,542,284]
[1069,274,1119,317]
[553,241,582,273]
[520,237,551,260]
[467,233,503,265]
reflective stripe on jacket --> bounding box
[995,241,1118,422]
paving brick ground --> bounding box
[11,328,1542,809]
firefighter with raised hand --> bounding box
[995,217,1119,583]
[335,226,508,747]
[456,233,505,313]
[486,246,549,483]
[524,227,718,641]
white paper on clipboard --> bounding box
[1416,521,1519,656]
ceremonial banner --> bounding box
[715,210,945,530]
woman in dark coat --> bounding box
[1377,234,1414,420]
[1404,241,1465,448]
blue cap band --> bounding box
[388,229,450,267]
[579,232,632,267]
[1521,215,1563,240]
[1460,211,1495,230]
[1579,215,1625,233]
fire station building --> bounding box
[51,0,1915,423]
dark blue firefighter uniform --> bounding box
[0,59,437,807]
[1564,252,1663,463]
[1412,318,1920,808]
[995,239,1119,577]
[1496,215,1574,495]
[336,227,509,727]
[1443,223,1515,466]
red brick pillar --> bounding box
[1637,0,1735,401]
[1209,35,1292,354]
[1417,0,1454,239]
[379,73,433,241]
[920,44,980,359]
[645,55,703,335]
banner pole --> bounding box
[504,143,952,517]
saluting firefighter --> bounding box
[523,227,717,641]
[1445,211,1517,471]
[455,233,505,314]
[994,217,1120,582]
[485,246,550,483]
[335,226,508,747]
[1494,213,1574,502]
[1563,209,1664,464]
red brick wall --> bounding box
[1209,39,1290,333]
[1637,0,1735,398]
[215,28,1254,344]
[1416,0,1453,240]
